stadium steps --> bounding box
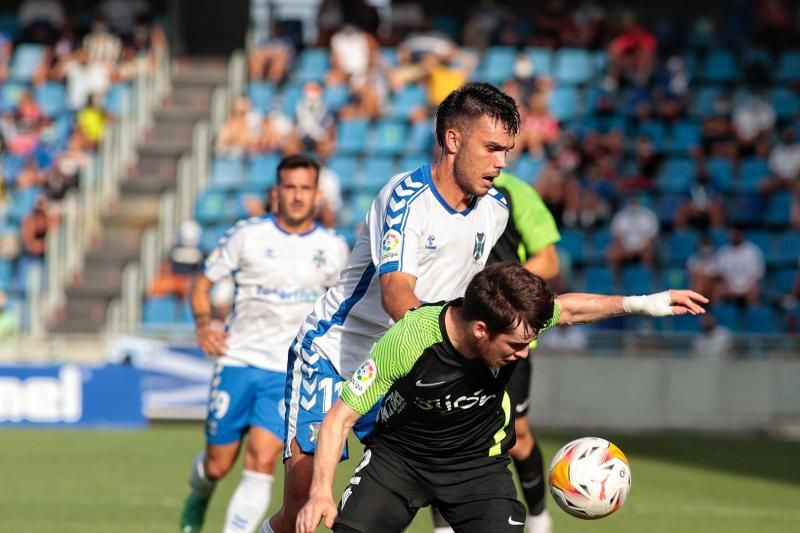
[48,58,227,334]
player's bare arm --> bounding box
[556,290,709,325]
[523,244,559,280]
[190,273,228,356]
[379,271,421,321]
[296,399,360,533]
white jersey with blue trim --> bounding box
[294,163,509,377]
[204,215,349,372]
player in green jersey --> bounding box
[296,262,707,533]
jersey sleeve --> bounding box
[540,302,561,334]
[341,306,442,414]
[327,235,350,286]
[369,188,425,278]
[203,223,245,282]
[509,178,560,255]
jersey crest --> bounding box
[473,232,487,261]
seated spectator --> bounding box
[55,48,113,111]
[0,290,18,340]
[732,93,774,157]
[388,28,456,92]
[341,59,389,120]
[76,95,107,148]
[17,90,44,122]
[699,113,737,159]
[606,13,657,89]
[517,88,560,158]
[20,195,51,260]
[327,24,377,86]
[623,135,662,192]
[687,236,718,297]
[295,82,335,158]
[713,227,765,306]
[18,0,65,44]
[0,30,11,81]
[692,314,733,359]
[535,146,582,226]
[98,0,150,40]
[387,0,426,43]
[148,258,191,300]
[578,156,618,228]
[530,0,574,48]
[215,97,259,158]
[16,159,46,189]
[674,165,725,230]
[572,0,606,49]
[607,196,659,273]
[761,126,800,193]
[248,22,295,83]
[653,56,690,122]
[45,132,91,202]
[0,112,41,156]
[422,50,477,108]
[83,16,122,65]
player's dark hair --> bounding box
[434,82,520,148]
[276,153,320,184]
[462,262,555,336]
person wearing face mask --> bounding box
[295,82,335,158]
[713,227,765,306]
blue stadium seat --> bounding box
[143,296,179,324]
[380,47,398,66]
[336,118,369,155]
[0,258,12,289]
[711,303,741,331]
[668,120,701,153]
[511,154,546,183]
[585,228,611,263]
[765,192,792,227]
[747,230,771,256]
[621,264,652,295]
[556,228,584,264]
[105,83,132,115]
[700,49,738,84]
[399,154,428,172]
[405,119,434,154]
[361,157,394,192]
[727,193,765,226]
[658,158,694,193]
[295,48,330,83]
[554,48,593,85]
[660,268,688,291]
[199,225,229,254]
[737,157,769,192]
[527,47,553,76]
[664,229,700,265]
[709,227,729,248]
[9,44,45,81]
[744,305,778,334]
[771,231,800,265]
[637,120,666,150]
[0,82,25,113]
[371,120,407,156]
[327,155,358,191]
[707,156,734,192]
[323,84,350,112]
[550,86,579,121]
[343,192,374,230]
[388,85,426,120]
[2,153,26,185]
[771,88,799,120]
[210,157,246,191]
[34,82,66,117]
[279,83,303,117]
[768,268,797,295]
[479,46,516,85]
[777,50,800,82]
[246,153,280,192]
[8,187,43,222]
[657,193,684,225]
[195,190,229,225]
[248,82,277,112]
[233,191,256,220]
[583,265,613,293]
[690,87,722,117]
[671,313,702,333]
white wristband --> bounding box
[622,291,673,317]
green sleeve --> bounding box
[531,302,561,349]
[501,173,561,255]
[340,305,444,415]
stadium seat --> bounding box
[710,303,741,331]
[771,88,799,120]
[388,85,426,120]
[336,118,369,155]
[585,228,612,264]
[526,47,553,76]
[554,48,593,85]
[727,194,765,226]
[658,158,694,193]
[621,264,652,295]
[327,155,358,192]
[771,231,800,265]
[637,120,666,150]
[361,156,394,193]
[744,305,778,334]
[776,49,800,82]
[689,87,722,117]
[248,82,277,112]
[737,157,769,192]
[8,187,43,222]
[380,47,398,66]
[323,84,350,112]
[664,229,700,265]
[405,119,434,154]
[295,48,330,83]
[706,156,734,192]
[656,193,684,225]
[195,190,229,225]
[556,228,584,264]
[479,46,516,85]
[660,268,688,291]
[549,86,579,121]
[279,83,303,117]
[764,192,792,227]
[210,157,246,190]
[9,43,45,81]
[143,296,179,324]
[342,192,374,230]
[399,154,428,173]
[34,83,67,117]
[583,265,613,293]
[746,229,771,256]
[246,153,280,192]
[768,267,797,296]
[667,120,701,153]
[671,313,702,333]
[199,225,229,254]
[0,258,12,289]
[700,49,738,84]
[511,154,546,183]
[371,120,407,156]
[2,153,27,185]
[105,83,132,115]
[233,191,255,220]
[0,82,25,113]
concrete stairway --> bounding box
[49,58,227,334]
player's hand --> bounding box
[668,290,709,315]
[196,324,228,356]
[296,495,338,533]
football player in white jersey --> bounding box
[264,82,521,533]
[180,154,349,533]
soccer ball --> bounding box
[548,437,632,519]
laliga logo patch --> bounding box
[473,232,486,261]
[348,359,377,396]
[381,230,402,262]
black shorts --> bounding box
[507,351,533,418]
[333,446,526,533]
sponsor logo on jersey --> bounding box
[347,358,377,396]
[414,388,496,412]
[377,389,407,423]
[381,229,402,262]
[473,232,486,261]
[425,234,437,250]
[313,249,326,268]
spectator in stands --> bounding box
[0,111,40,157]
[76,94,107,148]
[462,0,517,48]
[0,290,18,340]
[98,0,150,41]
[327,24,377,86]
[624,135,662,192]
[572,0,606,49]
[578,155,618,228]
[732,93,775,157]
[148,258,191,301]
[674,164,726,230]
[517,87,560,158]
[169,220,205,276]
[530,0,575,48]
[317,162,343,228]
[45,132,91,202]
[535,144,582,226]
[295,82,336,159]
[387,0,426,43]
[20,195,50,260]
[388,27,456,92]
[55,48,112,111]
[16,159,46,189]
[341,59,390,120]
[252,107,297,155]
[215,96,259,158]
[607,196,659,274]
[18,0,65,44]
[422,49,477,108]
[17,90,44,123]
[606,12,657,90]
[692,314,733,359]
[83,16,122,65]
[0,30,11,81]
[653,56,690,122]
[687,236,719,298]
[700,110,737,159]
[761,126,800,193]
[248,22,295,83]
[713,227,765,306]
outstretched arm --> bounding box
[296,399,361,533]
[556,290,708,325]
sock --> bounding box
[223,470,274,533]
[514,441,546,516]
[258,519,275,533]
[526,509,553,533]
[188,452,216,499]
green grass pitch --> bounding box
[2,424,799,532]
